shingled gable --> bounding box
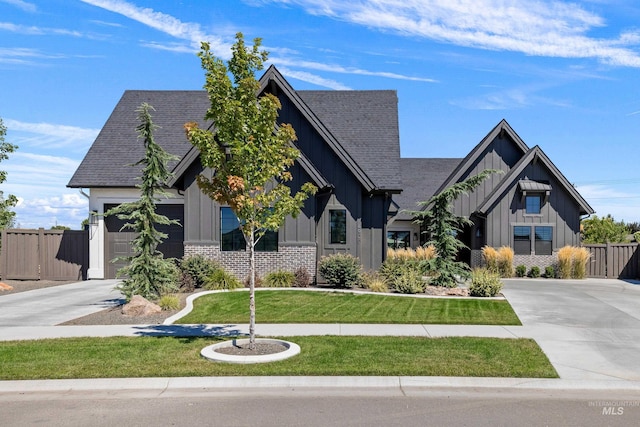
[394,158,462,220]
[260,65,402,193]
[433,119,529,198]
[476,145,594,216]
[67,90,210,188]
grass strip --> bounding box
[0,336,556,380]
[177,291,521,325]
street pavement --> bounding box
[1,277,640,392]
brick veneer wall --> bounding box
[185,243,317,282]
[472,249,557,274]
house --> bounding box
[68,68,593,280]
[390,120,595,270]
[68,66,402,280]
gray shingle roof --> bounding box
[394,158,462,220]
[68,90,211,188]
[69,87,403,191]
[297,90,402,191]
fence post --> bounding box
[605,243,612,279]
[0,229,6,280]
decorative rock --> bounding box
[0,282,13,291]
[122,295,162,316]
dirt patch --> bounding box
[59,292,194,326]
[214,342,287,356]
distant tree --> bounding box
[626,221,640,234]
[0,118,18,230]
[406,170,500,288]
[105,103,180,300]
[50,225,70,230]
[581,214,630,244]
[185,33,317,348]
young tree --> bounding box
[106,103,180,300]
[0,118,18,230]
[406,170,499,288]
[185,33,317,348]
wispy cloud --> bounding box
[273,57,438,83]
[277,66,351,90]
[80,0,230,56]
[267,0,640,68]
[0,22,82,37]
[81,0,437,87]
[576,184,640,222]
[4,119,99,149]
[0,0,36,13]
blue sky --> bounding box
[1,0,640,229]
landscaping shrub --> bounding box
[204,269,242,290]
[529,266,541,278]
[181,255,220,288]
[243,274,263,288]
[557,246,573,279]
[263,270,296,288]
[481,246,499,273]
[482,246,513,277]
[469,268,503,297]
[158,294,180,311]
[571,247,590,279]
[557,246,590,279]
[379,258,405,286]
[293,266,313,287]
[319,253,362,288]
[497,246,514,278]
[392,269,424,294]
[545,265,556,278]
[362,271,389,293]
[515,265,527,278]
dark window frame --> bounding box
[220,207,278,252]
[534,226,553,256]
[387,230,410,249]
[329,209,347,245]
[525,194,542,214]
[513,226,532,255]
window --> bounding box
[329,209,347,244]
[514,226,531,255]
[221,207,277,252]
[387,231,410,249]
[221,207,245,251]
[535,226,553,255]
[525,195,542,214]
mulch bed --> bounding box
[215,342,288,356]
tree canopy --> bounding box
[581,214,631,244]
[106,103,180,300]
[406,169,499,288]
[0,118,18,230]
[185,33,317,347]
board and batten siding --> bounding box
[182,160,317,246]
[483,162,582,251]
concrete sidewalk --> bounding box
[2,278,640,393]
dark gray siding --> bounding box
[452,133,523,218]
[277,90,386,270]
[484,162,582,250]
[181,158,316,247]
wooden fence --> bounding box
[584,243,640,279]
[0,228,88,281]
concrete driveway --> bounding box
[502,278,640,381]
[0,280,122,326]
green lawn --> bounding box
[176,290,521,325]
[0,336,556,380]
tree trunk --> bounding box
[249,228,256,350]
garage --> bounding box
[104,204,184,279]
